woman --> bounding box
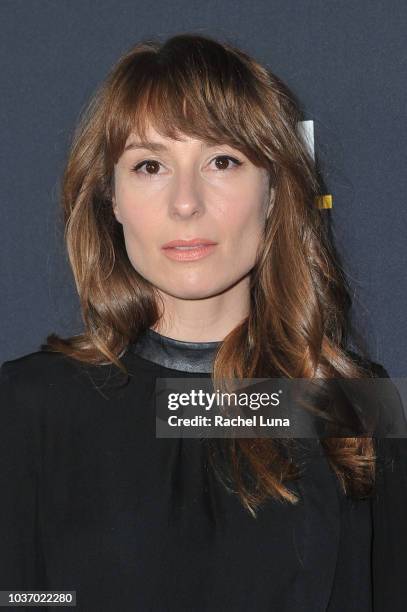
[1,33,406,611]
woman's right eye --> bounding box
[131,160,164,178]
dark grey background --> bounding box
[1,0,406,374]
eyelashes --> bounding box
[131,155,243,179]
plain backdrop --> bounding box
[0,0,406,375]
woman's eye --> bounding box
[210,155,242,171]
[131,155,242,178]
[131,159,164,178]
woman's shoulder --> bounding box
[346,348,390,378]
[0,346,132,407]
[350,350,407,434]
[0,348,109,405]
[1,348,80,389]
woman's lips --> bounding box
[162,243,217,261]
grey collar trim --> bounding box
[129,328,221,373]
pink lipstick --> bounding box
[162,238,218,262]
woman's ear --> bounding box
[112,196,122,224]
[266,188,275,220]
[110,174,122,223]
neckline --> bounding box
[128,328,222,373]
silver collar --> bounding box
[129,328,222,373]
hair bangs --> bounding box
[105,40,271,170]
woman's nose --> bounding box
[168,171,205,218]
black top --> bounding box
[0,329,406,611]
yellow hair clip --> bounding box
[315,195,333,209]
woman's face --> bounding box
[112,125,272,301]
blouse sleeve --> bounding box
[0,360,47,595]
[370,362,407,611]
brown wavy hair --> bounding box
[44,32,379,517]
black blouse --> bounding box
[0,329,406,611]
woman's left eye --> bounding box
[210,155,242,171]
